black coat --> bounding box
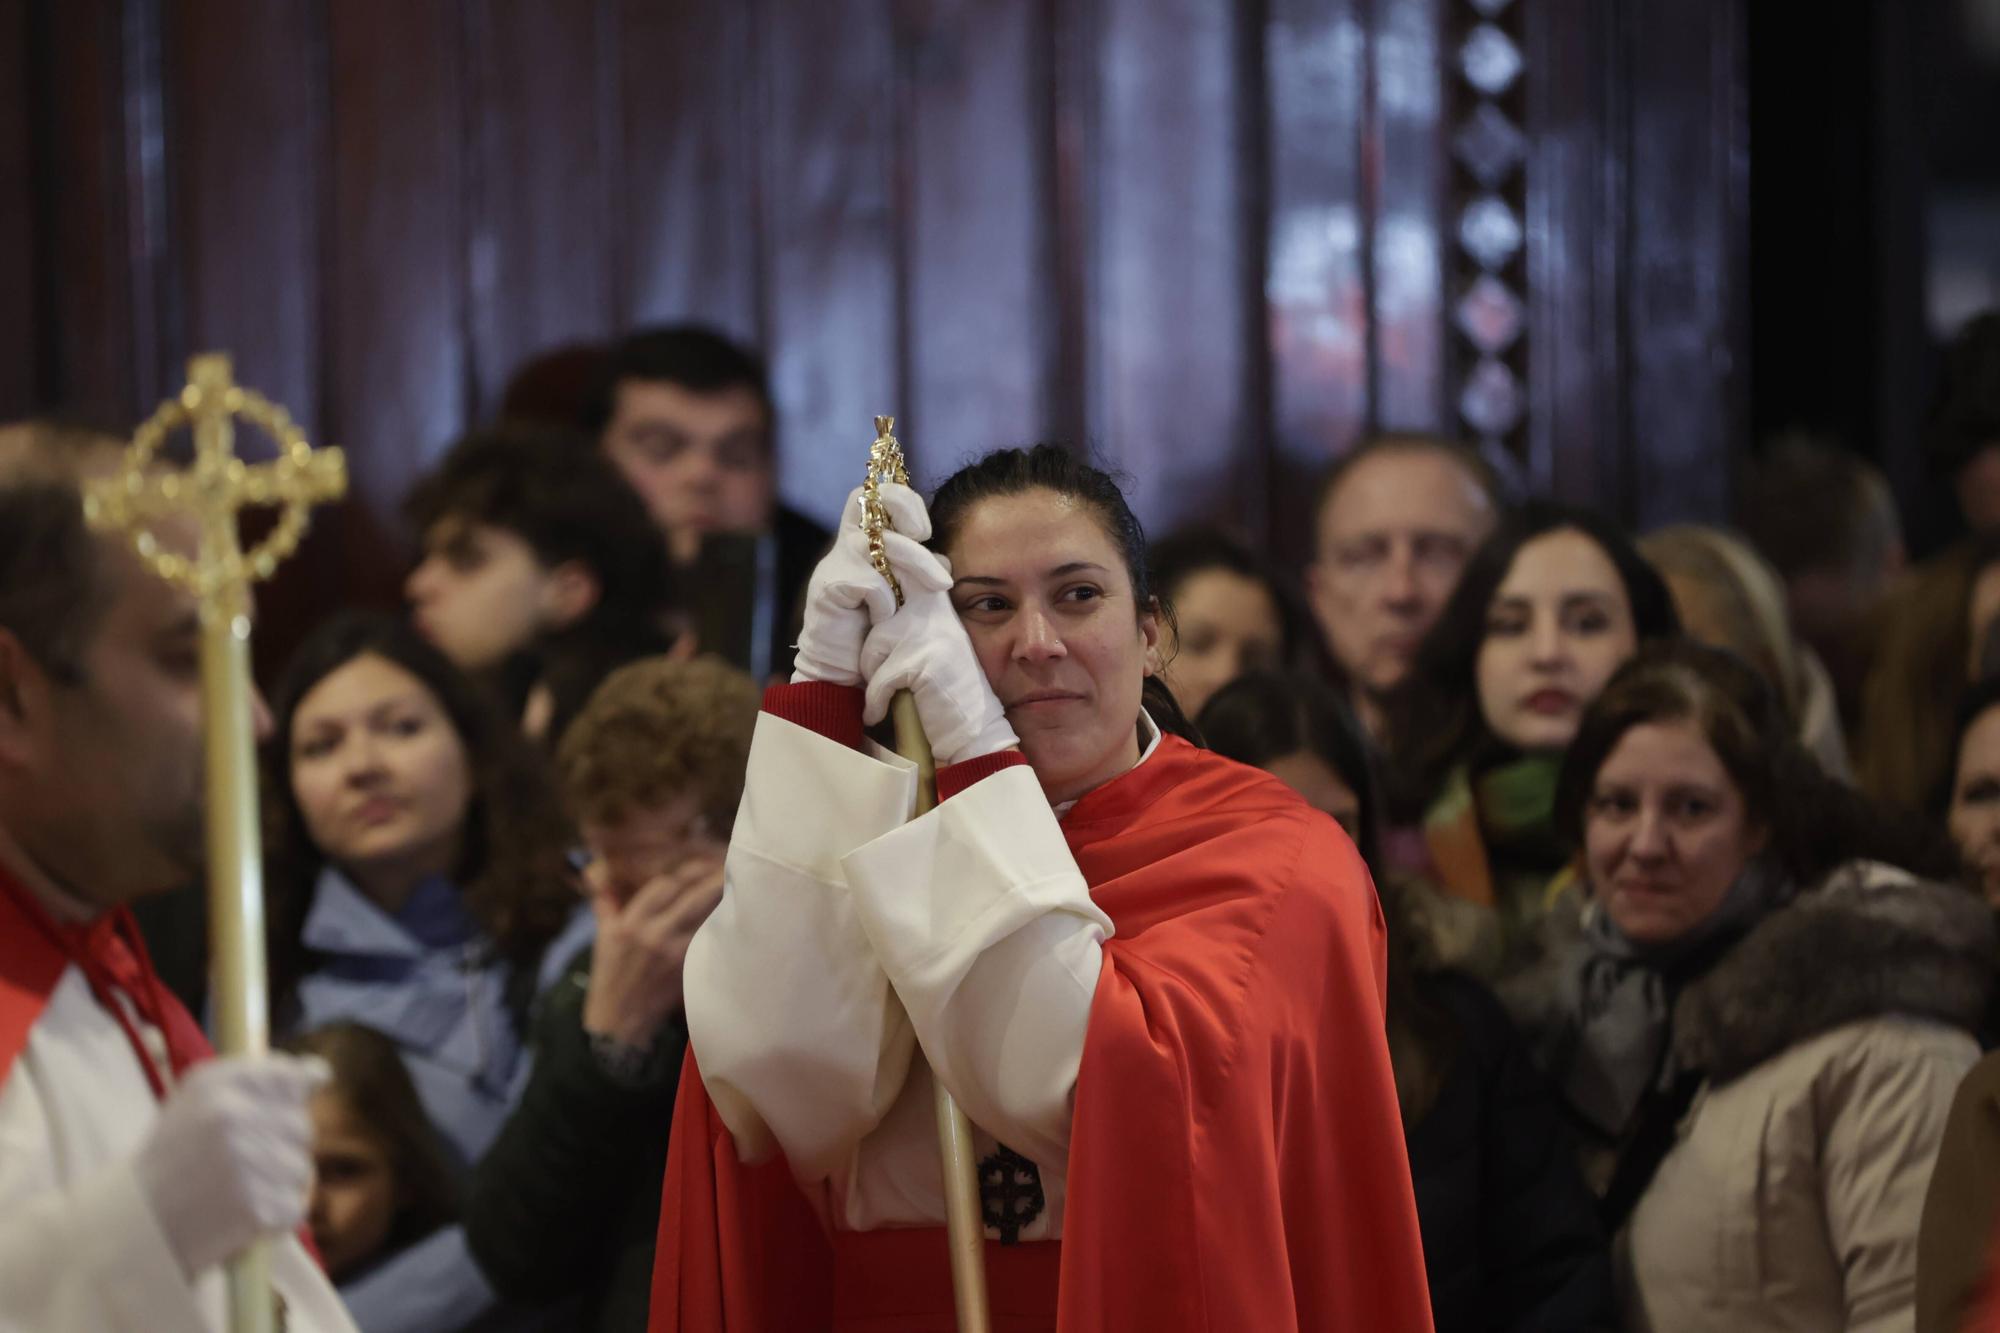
[1406,973,1617,1333]
[463,947,688,1333]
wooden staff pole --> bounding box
[862,417,992,1333]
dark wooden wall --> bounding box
[0,0,1750,662]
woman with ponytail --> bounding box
[646,444,1432,1331]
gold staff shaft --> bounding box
[204,612,275,1333]
[864,418,992,1333]
[194,365,276,1333]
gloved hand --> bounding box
[861,585,1019,768]
[133,1053,329,1277]
[792,482,951,686]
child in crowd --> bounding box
[286,1023,458,1286]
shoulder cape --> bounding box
[650,737,1433,1331]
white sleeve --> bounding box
[840,764,1112,1170]
[683,712,923,1180]
[0,1156,209,1333]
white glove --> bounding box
[133,1053,329,1277]
[792,483,950,686]
[861,586,1019,767]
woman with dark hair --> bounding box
[1146,527,1305,719]
[649,446,1431,1330]
[267,611,591,1332]
[1385,500,1680,976]
[1201,671,1615,1333]
[1505,641,1985,1331]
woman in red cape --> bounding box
[648,445,1433,1332]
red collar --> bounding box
[0,861,211,1097]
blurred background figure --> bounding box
[1856,535,2000,811]
[1199,670,1616,1333]
[466,655,756,1333]
[1928,313,2000,539]
[585,326,830,682]
[287,1022,459,1289]
[1943,675,2000,909]
[1148,527,1305,721]
[497,342,613,432]
[1304,435,1504,744]
[402,424,678,749]
[1737,432,1907,739]
[1639,523,1852,779]
[1384,502,1679,977]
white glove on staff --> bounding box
[793,483,950,686]
[133,1053,329,1277]
[861,575,1020,769]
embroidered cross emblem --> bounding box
[978,1144,1045,1245]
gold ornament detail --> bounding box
[861,413,912,608]
[84,354,346,617]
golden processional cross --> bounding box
[861,416,992,1333]
[86,353,346,1333]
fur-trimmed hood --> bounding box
[1673,861,1994,1084]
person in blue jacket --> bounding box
[266,611,592,1332]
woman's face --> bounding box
[306,1089,399,1280]
[1261,749,1361,841]
[946,488,1161,806]
[289,653,474,890]
[1165,568,1284,718]
[1585,719,1766,945]
[1476,529,1640,752]
[1949,704,2000,907]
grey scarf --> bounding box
[1559,860,1791,1138]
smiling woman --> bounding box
[649,444,1433,1332]
[1503,641,1985,1333]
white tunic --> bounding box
[685,710,1152,1242]
[0,964,357,1333]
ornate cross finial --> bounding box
[861,413,912,607]
[84,353,346,618]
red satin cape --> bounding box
[648,736,1434,1332]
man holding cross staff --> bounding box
[649,427,1433,1331]
[0,390,355,1331]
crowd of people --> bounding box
[2,311,2000,1331]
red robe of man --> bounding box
[649,695,1433,1332]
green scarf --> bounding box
[1423,752,1570,955]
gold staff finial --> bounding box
[83,352,345,1333]
[861,414,912,606]
[85,353,347,616]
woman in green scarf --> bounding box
[1384,501,1680,977]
